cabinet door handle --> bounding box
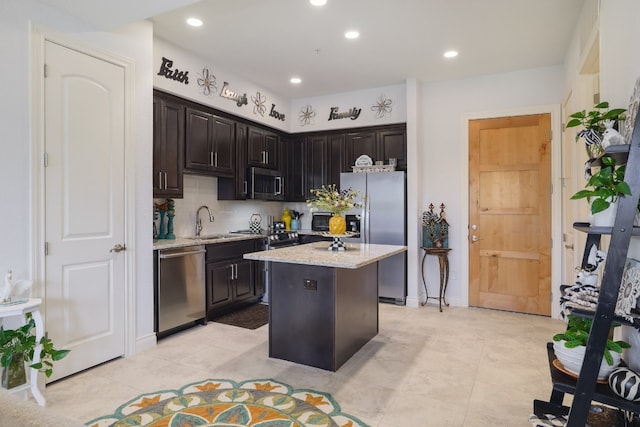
[266,151,269,165]
[214,152,218,167]
[164,172,168,190]
[275,176,282,195]
[243,180,247,195]
[210,152,214,166]
[158,172,163,189]
[261,150,266,164]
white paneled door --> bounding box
[44,41,126,381]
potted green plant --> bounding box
[552,315,630,380]
[566,101,626,158]
[0,314,70,389]
[570,155,631,224]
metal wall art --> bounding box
[422,203,449,248]
[251,91,267,116]
[157,57,189,85]
[328,106,361,121]
[371,94,394,119]
[196,67,217,96]
[299,104,316,126]
[269,104,286,121]
[220,81,248,107]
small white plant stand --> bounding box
[0,298,46,406]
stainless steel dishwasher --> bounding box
[156,245,206,337]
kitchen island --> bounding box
[244,242,407,371]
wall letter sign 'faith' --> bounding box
[157,57,189,85]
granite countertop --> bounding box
[243,242,407,269]
[153,233,264,250]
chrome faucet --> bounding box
[195,205,215,237]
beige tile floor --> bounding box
[45,303,565,426]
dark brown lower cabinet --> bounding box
[205,239,262,318]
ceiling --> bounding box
[38,0,586,100]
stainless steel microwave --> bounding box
[248,167,284,201]
[311,212,332,231]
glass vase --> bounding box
[1,354,27,390]
[329,214,347,235]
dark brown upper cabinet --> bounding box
[248,126,279,169]
[345,131,377,169]
[283,137,306,202]
[153,92,184,198]
[345,125,406,172]
[377,126,407,171]
[185,107,235,177]
[218,124,249,200]
[306,135,329,198]
[327,133,347,187]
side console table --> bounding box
[420,247,451,312]
[0,298,46,406]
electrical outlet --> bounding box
[303,279,317,291]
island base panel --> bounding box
[269,262,378,371]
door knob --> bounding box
[110,244,126,253]
[471,235,479,242]
[471,224,478,231]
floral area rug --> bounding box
[86,378,368,427]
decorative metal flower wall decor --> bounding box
[251,91,267,116]
[371,94,394,119]
[299,104,316,126]
[196,67,217,96]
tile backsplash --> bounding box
[153,175,311,238]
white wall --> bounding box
[417,66,565,308]
[154,37,291,132]
[0,0,155,353]
[290,84,407,133]
[598,0,640,372]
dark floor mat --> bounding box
[212,303,269,329]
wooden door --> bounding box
[469,114,552,315]
[44,40,126,380]
[561,93,579,285]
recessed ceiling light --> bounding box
[290,77,302,84]
[444,50,458,58]
[309,0,327,6]
[345,30,360,40]
[186,18,203,27]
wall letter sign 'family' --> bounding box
[157,57,189,85]
[328,106,361,121]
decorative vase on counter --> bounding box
[291,218,300,231]
[166,212,175,240]
[157,210,166,239]
[281,209,292,231]
[329,214,347,235]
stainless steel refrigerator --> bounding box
[340,171,406,304]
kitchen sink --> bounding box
[188,234,233,241]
